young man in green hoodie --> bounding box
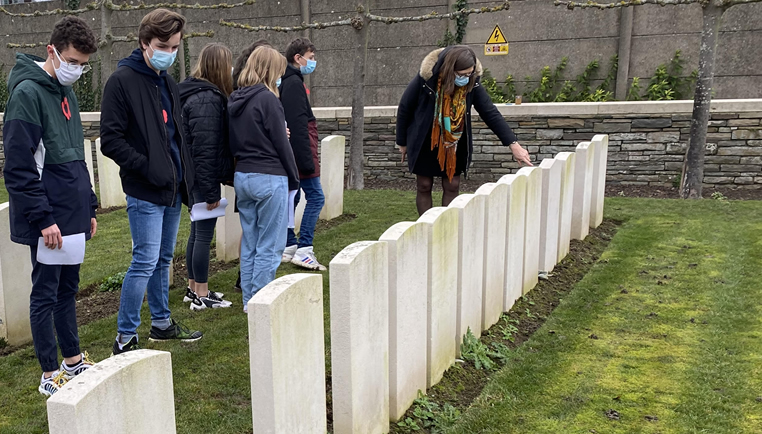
[3,16,99,397]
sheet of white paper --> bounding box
[288,190,298,229]
[190,198,228,222]
[37,233,86,265]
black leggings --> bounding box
[186,218,217,284]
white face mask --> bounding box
[53,47,89,86]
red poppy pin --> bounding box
[162,109,168,124]
[61,97,71,121]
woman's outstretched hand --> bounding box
[510,142,533,167]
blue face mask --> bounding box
[300,58,317,75]
[276,77,282,88]
[148,45,177,71]
[454,75,470,87]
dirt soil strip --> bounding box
[387,219,620,433]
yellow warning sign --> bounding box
[486,25,507,44]
[484,24,508,56]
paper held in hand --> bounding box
[288,190,298,229]
[190,198,229,222]
[36,233,86,265]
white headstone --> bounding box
[571,142,596,241]
[589,134,609,229]
[319,135,346,220]
[330,241,389,434]
[47,350,176,434]
[83,139,96,192]
[95,138,126,208]
[539,159,562,273]
[518,167,542,295]
[554,152,576,262]
[379,222,428,421]
[215,185,242,262]
[418,207,459,388]
[447,194,486,352]
[0,203,33,346]
[474,183,508,331]
[248,274,327,434]
[497,174,527,311]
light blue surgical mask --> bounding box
[147,44,177,71]
[454,75,470,87]
[300,58,316,75]
[276,77,282,88]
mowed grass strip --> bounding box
[0,189,430,434]
[449,197,762,434]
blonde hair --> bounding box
[237,46,286,96]
[192,43,233,97]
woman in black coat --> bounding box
[396,45,532,215]
[179,43,234,310]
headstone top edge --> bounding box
[250,273,322,306]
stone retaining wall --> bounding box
[1,100,759,188]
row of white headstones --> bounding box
[39,133,607,434]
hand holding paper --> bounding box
[190,198,228,222]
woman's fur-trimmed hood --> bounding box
[419,47,483,81]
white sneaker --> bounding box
[291,246,327,271]
[60,352,96,379]
[39,371,68,397]
[282,245,298,263]
[190,291,232,311]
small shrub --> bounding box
[406,392,462,433]
[503,74,517,102]
[481,68,508,103]
[100,271,126,292]
[0,64,9,112]
[711,191,728,201]
[627,77,642,101]
[0,337,7,350]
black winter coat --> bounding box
[279,64,319,178]
[396,47,518,174]
[179,78,234,204]
[100,50,195,207]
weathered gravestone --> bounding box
[379,222,428,421]
[0,202,33,346]
[47,350,176,434]
[497,173,527,312]
[248,274,327,433]
[539,158,562,273]
[418,207,459,388]
[330,241,389,434]
[474,183,508,331]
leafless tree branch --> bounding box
[367,1,510,24]
[0,0,100,17]
[218,17,355,33]
[106,0,255,11]
[554,0,703,10]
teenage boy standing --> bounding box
[101,9,202,355]
[3,16,99,396]
[280,38,326,271]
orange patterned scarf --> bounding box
[431,77,467,181]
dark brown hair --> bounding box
[192,43,234,97]
[232,39,271,90]
[50,16,98,55]
[138,9,185,50]
[439,45,477,95]
[285,37,316,64]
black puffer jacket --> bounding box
[179,78,234,204]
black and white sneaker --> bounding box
[38,370,68,397]
[148,319,203,342]
[111,336,139,356]
[183,287,225,303]
[191,292,233,311]
[60,352,95,379]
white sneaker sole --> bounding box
[281,255,294,264]
[291,258,327,271]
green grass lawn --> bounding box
[0,189,433,434]
[0,178,7,203]
[449,197,762,434]
[2,191,761,434]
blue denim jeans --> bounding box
[117,194,181,339]
[235,172,288,306]
[286,177,325,248]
